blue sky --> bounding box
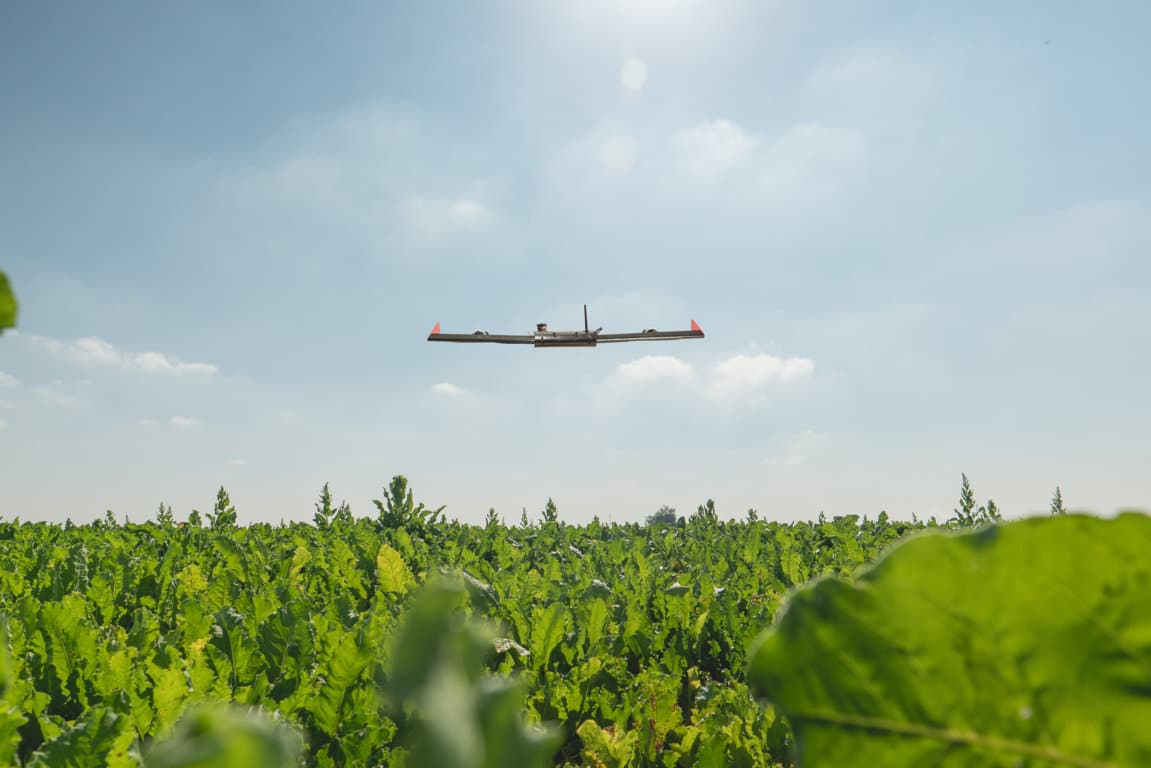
[2,1,1148,525]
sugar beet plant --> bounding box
[0,475,1145,766]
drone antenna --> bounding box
[584,304,589,333]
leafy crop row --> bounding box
[0,476,1143,766]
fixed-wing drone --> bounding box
[427,305,704,348]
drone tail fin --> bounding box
[690,319,703,334]
[430,322,441,336]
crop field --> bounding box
[1,475,1144,767]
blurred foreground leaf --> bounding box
[143,705,303,768]
[387,577,560,768]
[0,271,16,332]
[748,512,1151,767]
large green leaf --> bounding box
[0,271,16,333]
[748,512,1151,767]
[529,602,570,670]
[376,543,413,595]
[306,628,375,737]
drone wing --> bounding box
[427,323,534,344]
[597,319,705,344]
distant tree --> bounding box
[746,508,759,523]
[519,508,530,528]
[157,502,174,526]
[188,509,202,527]
[484,508,500,529]
[541,498,559,524]
[1050,486,1067,516]
[646,506,678,527]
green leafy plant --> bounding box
[313,483,352,530]
[947,473,1002,527]
[748,512,1151,767]
[374,475,445,533]
[207,487,237,530]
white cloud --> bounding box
[614,355,694,383]
[670,118,864,202]
[547,122,647,191]
[219,105,501,259]
[405,196,489,238]
[35,385,76,408]
[601,135,638,175]
[169,416,201,430]
[0,372,19,388]
[432,382,465,396]
[27,335,64,353]
[673,119,758,177]
[0,419,7,429]
[131,352,219,375]
[70,337,120,364]
[608,351,815,400]
[620,58,648,91]
[709,354,814,397]
[28,334,218,376]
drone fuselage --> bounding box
[533,330,598,348]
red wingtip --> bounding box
[690,319,702,333]
[430,322,441,335]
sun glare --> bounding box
[614,0,697,17]
[548,0,718,43]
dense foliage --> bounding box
[0,478,932,766]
